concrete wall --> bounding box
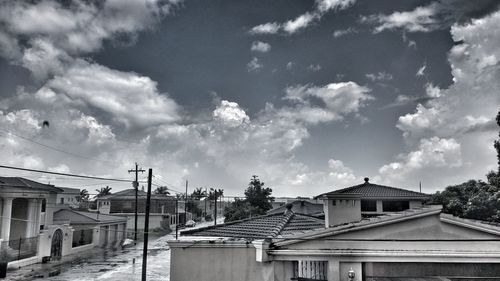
[169,241,274,281]
[124,214,169,230]
[324,196,361,227]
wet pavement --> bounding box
[5,219,222,281]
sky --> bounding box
[0,0,499,197]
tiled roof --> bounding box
[0,177,63,193]
[181,212,325,239]
[97,189,175,201]
[267,200,323,217]
[54,209,127,225]
[320,178,429,199]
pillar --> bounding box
[26,199,36,238]
[1,198,13,241]
[328,259,340,281]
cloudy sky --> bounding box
[0,0,499,197]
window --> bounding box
[60,198,65,204]
[361,200,377,212]
[292,260,327,281]
[41,199,46,212]
[382,200,409,212]
[332,200,336,206]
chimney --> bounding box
[322,193,362,228]
[284,203,294,215]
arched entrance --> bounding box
[50,229,63,260]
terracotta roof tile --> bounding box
[181,212,324,239]
[320,180,429,199]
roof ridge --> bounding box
[270,211,295,238]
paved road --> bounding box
[40,234,172,281]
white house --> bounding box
[169,180,500,281]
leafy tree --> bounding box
[423,111,500,222]
[154,186,170,195]
[224,175,274,223]
[244,175,274,212]
[95,186,112,197]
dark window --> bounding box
[382,201,409,212]
[361,200,377,212]
[332,200,336,206]
[41,199,46,212]
[60,198,64,204]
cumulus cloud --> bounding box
[282,82,373,124]
[249,0,356,35]
[213,101,250,128]
[250,41,271,53]
[378,9,500,190]
[379,137,462,183]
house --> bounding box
[0,177,127,269]
[168,179,500,281]
[267,200,324,218]
[272,197,321,210]
[56,187,81,209]
[319,177,429,217]
[53,209,127,249]
[94,189,178,231]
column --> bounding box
[26,199,36,238]
[327,258,340,281]
[1,198,13,241]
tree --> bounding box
[244,175,274,212]
[79,189,89,202]
[191,187,207,200]
[154,186,170,195]
[95,186,112,197]
[224,175,274,223]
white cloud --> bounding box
[249,22,280,35]
[365,71,393,82]
[307,64,322,72]
[333,27,357,38]
[283,12,318,34]
[283,82,373,124]
[367,3,440,33]
[39,60,180,129]
[378,10,500,191]
[379,137,462,183]
[286,61,295,70]
[416,63,427,76]
[213,100,250,128]
[249,0,356,35]
[247,57,263,72]
[250,41,271,53]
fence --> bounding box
[0,237,38,262]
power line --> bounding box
[0,164,139,183]
[0,129,114,164]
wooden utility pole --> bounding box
[214,190,217,226]
[141,168,152,281]
[204,188,207,219]
[128,163,145,243]
[184,180,188,224]
[175,199,178,240]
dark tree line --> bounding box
[430,111,500,222]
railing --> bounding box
[1,237,38,262]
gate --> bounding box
[50,229,63,260]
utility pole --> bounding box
[175,199,178,240]
[214,190,217,226]
[419,181,422,193]
[141,168,152,281]
[184,180,188,224]
[128,163,145,243]
[204,188,207,219]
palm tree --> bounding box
[191,187,207,200]
[79,189,89,202]
[154,186,170,195]
[95,186,112,197]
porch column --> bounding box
[1,198,13,241]
[327,258,340,281]
[25,199,37,238]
